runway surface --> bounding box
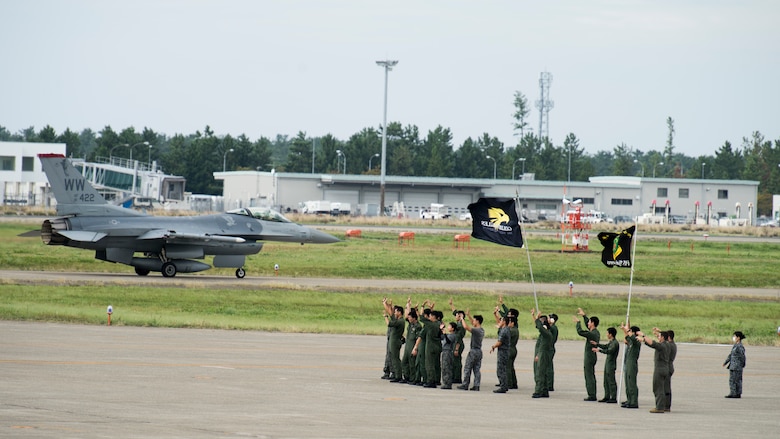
[2,269,779,300]
[1,321,779,438]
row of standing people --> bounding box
[564,309,741,409]
[384,297,744,409]
[382,297,681,411]
[383,298,677,413]
[381,297,477,389]
[571,305,679,413]
[381,297,558,394]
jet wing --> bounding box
[137,229,246,244]
[58,230,108,242]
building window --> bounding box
[718,189,728,199]
[537,203,558,210]
[611,198,633,206]
[679,188,689,198]
[22,157,34,172]
[657,188,668,197]
[0,156,14,171]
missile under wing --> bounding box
[38,154,339,278]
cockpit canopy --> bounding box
[227,207,291,223]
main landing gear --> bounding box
[162,261,177,278]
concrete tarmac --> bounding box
[1,321,779,438]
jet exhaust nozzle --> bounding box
[41,218,70,245]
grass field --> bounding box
[2,284,778,345]
[1,220,779,345]
[4,221,780,287]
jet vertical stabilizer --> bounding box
[38,154,145,217]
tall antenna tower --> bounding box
[535,71,554,140]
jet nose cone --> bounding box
[309,228,340,244]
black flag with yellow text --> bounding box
[597,225,635,268]
[467,198,524,248]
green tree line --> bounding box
[3,118,779,215]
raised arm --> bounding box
[637,331,655,346]
[382,297,393,316]
[462,309,473,332]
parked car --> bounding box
[613,215,632,223]
[420,203,451,220]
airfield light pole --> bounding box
[486,155,497,180]
[653,161,664,178]
[368,153,380,171]
[633,159,645,177]
[129,141,150,162]
[255,166,262,206]
[513,157,526,180]
[147,144,153,169]
[376,59,398,216]
[311,139,316,174]
[336,149,345,174]
[110,143,128,162]
[223,148,234,172]
[701,162,706,179]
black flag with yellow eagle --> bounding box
[467,198,524,248]
[597,225,635,268]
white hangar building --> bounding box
[215,170,759,225]
[0,141,66,207]
[0,141,187,210]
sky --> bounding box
[1,0,778,157]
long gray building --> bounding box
[1,141,760,224]
[215,170,759,225]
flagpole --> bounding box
[625,219,638,323]
[516,191,539,313]
[468,196,530,312]
[617,219,639,403]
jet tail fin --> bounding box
[39,154,106,207]
[39,154,144,217]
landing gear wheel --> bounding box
[135,267,150,276]
[161,261,177,277]
[235,268,246,279]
